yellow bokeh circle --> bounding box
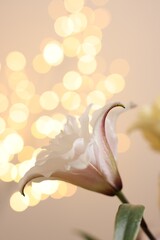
[10,191,29,212]
[40,91,59,110]
[43,41,64,66]
[6,51,26,71]
[63,71,82,90]
[105,74,125,94]
[61,92,81,111]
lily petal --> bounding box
[19,102,135,197]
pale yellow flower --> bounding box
[129,97,160,151]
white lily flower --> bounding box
[19,102,134,196]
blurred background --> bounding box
[0,0,160,239]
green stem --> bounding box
[116,191,157,240]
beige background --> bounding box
[0,0,160,239]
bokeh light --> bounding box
[35,116,63,138]
[3,132,24,155]
[10,191,29,212]
[6,51,26,71]
[40,91,59,111]
[15,79,35,101]
[1,163,17,182]
[64,0,84,13]
[43,41,64,66]
[0,117,6,134]
[0,93,9,113]
[8,71,28,90]
[94,8,111,29]
[104,74,125,94]
[32,180,59,195]
[32,54,52,74]
[63,71,82,90]
[78,55,97,75]
[83,25,102,39]
[18,146,35,163]
[82,7,95,25]
[87,90,106,109]
[9,103,29,123]
[61,92,81,111]
[81,36,101,56]
[63,36,80,57]
[54,16,74,37]
[29,95,42,114]
[69,12,88,33]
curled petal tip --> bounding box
[19,173,43,197]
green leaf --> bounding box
[77,230,101,240]
[114,203,145,240]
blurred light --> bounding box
[61,92,81,111]
[83,26,102,39]
[8,71,28,90]
[29,94,42,114]
[18,159,35,178]
[110,58,130,77]
[117,133,131,153]
[31,122,46,139]
[40,91,59,111]
[105,74,125,94]
[0,162,10,176]
[65,183,77,197]
[78,55,97,75]
[35,116,62,137]
[94,9,111,29]
[96,56,107,73]
[3,132,24,155]
[69,12,87,33]
[10,191,29,212]
[0,93,9,113]
[18,146,35,162]
[57,181,67,196]
[9,103,29,123]
[32,180,59,195]
[91,0,109,6]
[52,83,67,97]
[82,7,95,25]
[54,16,74,37]
[87,90,106,108]
[43,41,64,66]
[15,79,35,100]
[7,117,27,131]
[64,0,84,13]
[63,71,82,90]
[1,163,17,182]
[80,75,94,92]
[95,80,113,100]
[24,186,41,207]
[0,117,6,134]
[32,54,52,74]
[52,113,67,125]
[48,0,67,20]
[6,51,26,71]
[0,143,11,163]
[82,36,101,56]
[63,36,80,57]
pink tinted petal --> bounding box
[20,164,117,196]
